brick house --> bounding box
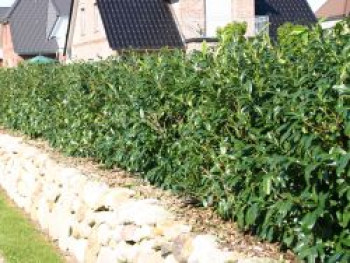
[0,0,71,67]
[65,0,258,60]
[0,7,10,67]
[65,0,316,61]
[316,0,350,29]
[65,0,114,61]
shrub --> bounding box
[0,21,349,261]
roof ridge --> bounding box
[1,0,21,23]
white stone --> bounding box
[74,222,92,239]
[59,236,75,252]
[83,181,109,209]
[70,239,88,263]
[96,247,118,263]
[114,241,139,262]
[97,188,134,211]
[132,225,153,242]
[48,206,73,241]
[90,211,119,228]
[164,255,179,263]
[133,250,164,263]
[155,222,192,240]
[110,225,124,243]
[97,223,112,246]
[188,235,231,263]
[37,196,50,230]
[117,200,171,225]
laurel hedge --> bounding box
[0,21,349,261]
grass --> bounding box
[0,190,63,263]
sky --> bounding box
[307,0,327,11]
[0,0,328,11]
[0,0,15,7]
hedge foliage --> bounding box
[0,21,349,261]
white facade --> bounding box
[205,0,232,36]
[321,19,341,29]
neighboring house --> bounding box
[65,0,184,61]
[0,0,71,67]
[65,0,258,60]
[0,7,10,66]
[316,0,350,29]
[65,0,317,61]
[255,0,317,40]
[170,0,256,41]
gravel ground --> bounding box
[1,128,297,262]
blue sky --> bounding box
[0,0,328,11]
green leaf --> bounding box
[333,84,350,95]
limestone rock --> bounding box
[172,234,194,263]
[165,255,179,263]
[96,247,118,263]
[133,250,164,263]
[97,223,112,246]
[117,200,170,226]
[83,181,108,209]
[70,238,88,263]
[188,235,233,263]
[121,225,153,243]
[114,241,138,262]
[84,228,100,263]
[155,222,192,240]
[96,188,134,211]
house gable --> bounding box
[5,0,59,55]
[316,0,350,21]
[65,0,114,61]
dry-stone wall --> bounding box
[0,133,275,263]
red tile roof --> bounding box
[316,0,350,19]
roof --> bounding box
[4,0,71,55]
[256,0,317,40]
[316,0,350,20]
[97,0,184,50]
[0,7,10,20]
[52,0,71,16]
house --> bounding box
[65,0,317,61]
[65,0,113,60]
[255,0,317,40]
[65,0,184,61]
[0,7,10,67]
[0,0,71,67]
[65,0,259,60]
[170,0,257,41]
[316,0,350,29]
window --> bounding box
[94,3,100,32]
[205,0,232,37]
[80,7,86,36]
